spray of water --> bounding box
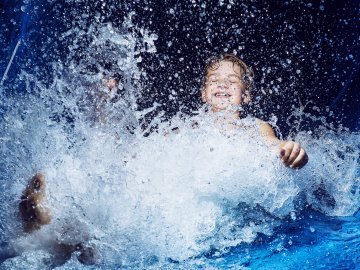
[0,12,359,270]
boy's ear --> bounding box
[242,90,251,104]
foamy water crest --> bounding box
[0,18,359,269]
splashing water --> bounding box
[0,8,359,270]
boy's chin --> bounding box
[210,104,242,113]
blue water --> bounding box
[215,210,360,269]
[1,213,360,269]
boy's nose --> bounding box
[217,79,229,88]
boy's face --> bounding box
[202,60,250,112]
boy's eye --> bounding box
[208,75,218,82]
[205,75,242,85]
[228,75,241,83]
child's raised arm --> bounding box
[257,119,309,169]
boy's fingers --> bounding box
[281,141,294,164]
[291,148,308,169]
[287,143,301,164]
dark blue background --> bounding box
[1,0,359,134]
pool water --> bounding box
[0,1,359,269]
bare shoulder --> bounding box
[255,118,280,144]
[255,118,268,126]
[255,118,275,134]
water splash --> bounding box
[0,5,359,270]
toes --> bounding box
[30,173,45,192]
[23,173,46,197]
[33,178,41,191]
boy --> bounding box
[18,53,308,262]
[201,54,308,168]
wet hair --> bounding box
[202,53,254,91]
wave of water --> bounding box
[0,16,359,270]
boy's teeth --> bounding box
[215,93,229,97]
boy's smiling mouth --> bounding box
[213,91,231,98]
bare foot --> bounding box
[18,173,99,264]
[19,173,52,233]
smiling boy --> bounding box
[201,54,308,169]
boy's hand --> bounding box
[280,141,308,169]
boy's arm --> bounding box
[256,119,308,169]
